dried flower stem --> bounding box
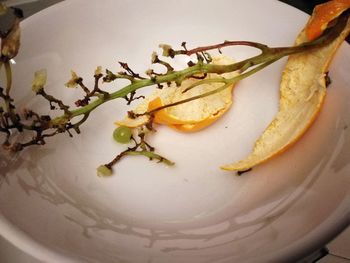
[53,12,347,125]
[0,7,348,170]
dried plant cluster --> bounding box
[0,4,348,175]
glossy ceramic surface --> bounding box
[0,0,349,262]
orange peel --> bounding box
[306,0,350,41]
[147,97,194,125]
[116,56,238,132]
[221,5,350,171]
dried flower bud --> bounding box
[103,69,117,82]
[32,69,47,93]
[97,165,112,177]
[159,44,174,58]
[1,17,20,60]
[94,66,102,76]
[151,52,158,63]
[145,69,155,77]
[65,70,79,88]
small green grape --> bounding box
[113,126,132,144]
[97,165,112,177]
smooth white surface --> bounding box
[0,0,350,262]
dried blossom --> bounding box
[65,70,80,88]
[32,69,47,93]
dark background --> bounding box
[281,0,329,14]
[280,0,349,43]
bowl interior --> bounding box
[1,0,350,262]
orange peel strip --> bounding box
[306,0,350,40]
[221,7,350,171]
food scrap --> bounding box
[116,56,238,132]
[306,0,350,40]
[222,2,350,171]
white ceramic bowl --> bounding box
[1,0,350,262]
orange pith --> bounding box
[148,96,233,132]
[170,107,230,132]
[115,56,237,131]
[147,97,193,125]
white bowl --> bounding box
[1,0,350,262]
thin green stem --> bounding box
[53,52,288,123]
[52,64,208,123]
[49,12,348,127]
[147,57,279,115]
[182,77,229,93]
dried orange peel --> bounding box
[306,0,350,41]
[116,56,238,132]
[221,3,350,171]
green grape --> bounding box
[113,126,132,144]
[97,165,112,177]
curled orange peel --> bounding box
[221,4,350,171]
[306,0,350,40]
[147,97,194,125]
[116,56,237,132]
